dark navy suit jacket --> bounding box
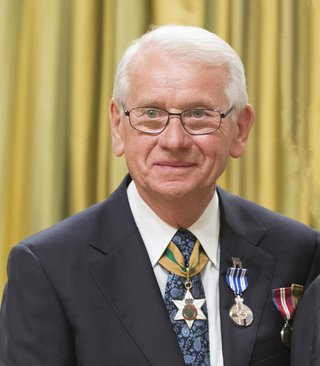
[291,274,320,366]
[1,175,320,365]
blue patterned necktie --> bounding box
[163,229,210,365]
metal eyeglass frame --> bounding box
[123,106,234,135]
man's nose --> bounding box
[158,115,192,149]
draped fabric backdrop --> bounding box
[0,0,319,296]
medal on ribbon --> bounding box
[159,240,209,329]
[171,266,207,329]
[226,258,253,327]
[272,284,304,347]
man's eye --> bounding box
[191,110,205,118]
[146,109,159,118]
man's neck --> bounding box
[136,186,215,228]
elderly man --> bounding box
[1,25,320,366]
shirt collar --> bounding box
[127,181,220,268]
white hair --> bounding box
[113,25,248,117]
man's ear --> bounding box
[230,104,255,158]
[109,99,125,157]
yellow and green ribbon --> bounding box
[159,240,209,278]
[291,284,304,308]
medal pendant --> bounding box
[172,289,206,329]
[229,296,253,327]
[280,321,291,347]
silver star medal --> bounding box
[172,289,207,329]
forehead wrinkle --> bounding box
[127,52,228,111]
[130,96,221,111]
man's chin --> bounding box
[150,182,198,201]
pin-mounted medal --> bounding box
[272,284,304,347]
[226,258,253,327]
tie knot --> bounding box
[172,229,197,264]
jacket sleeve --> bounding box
[291,274,320,366]
[304,232,320,287]
[0,244,75,366]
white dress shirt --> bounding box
[127,181,224,366]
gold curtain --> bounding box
[1,0,319,295]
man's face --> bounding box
[110,50,254,206]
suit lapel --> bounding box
[217,188,276,366]
[88,177,185,366]
[89,231,185,365]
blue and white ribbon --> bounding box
[226,267,248,295]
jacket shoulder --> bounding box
[17,177,133,254]
[217,186,319,237]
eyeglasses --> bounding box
[123,106,234,135]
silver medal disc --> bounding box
[280,322,291,347]
[229,296,253,327]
